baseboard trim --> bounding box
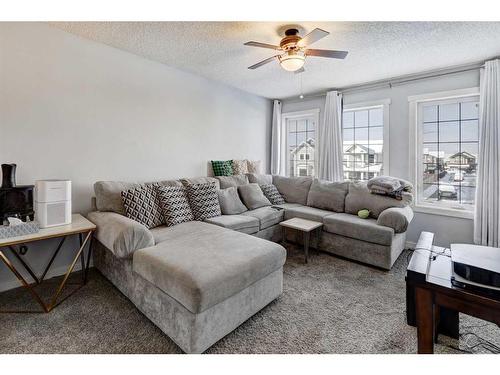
[405,240,417,249]
[0,261,91,293]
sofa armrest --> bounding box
[87,211,155,258]
[376,206,414,233]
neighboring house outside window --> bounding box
[342,100,390,181]
[409,88,480,218]
[282,109,319,178]
[291,138,315,177]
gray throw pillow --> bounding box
[306,179,350,213]
[260,184,285,205]
[185,182,221,221]
[218,187,248,215]
[157,185,194,226]
[238,183,271,210]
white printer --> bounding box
[35,180,72,228]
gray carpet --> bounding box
[1,246,499,354]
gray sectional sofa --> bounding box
[87,174,413,353]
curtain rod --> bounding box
[281,57,498,103]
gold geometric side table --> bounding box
[0,214,96,313]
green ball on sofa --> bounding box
[358,209,370,219]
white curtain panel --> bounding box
[270,100,284,175]
[474,59,500,247]
[318,90,344,181]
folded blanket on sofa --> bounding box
[367,176,414,200]
[367,176,401,193]
[370,185,406,200]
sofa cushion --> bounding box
[205,215,259,234]
[242,206,284,230]
[157,185,194,226]
[238,183,271,210]
[307,179,349,213]
[344,181,413,218]
[94,180,182,214]
[218,187,248,215]
[185,182,221,221]
[232,159,249,175]
[121,185,164,229]
[246,173,272,185]
[180,176,220,189]
[284,206,333,222]
[216,175,249,189]
[272,176,313,205]
[88,211,154,258]
[133,221,286,314]
[323,213,395,246]
[260,184,285,205]
[211,160,233,176]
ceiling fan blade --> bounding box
[294,67,305,74]
[244,41,280,50]
[306,49,348,59]
[297,28,329,47]
[248,55,279,70]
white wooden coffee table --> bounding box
[279,218,323,263]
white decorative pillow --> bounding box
[232,159,249,175]
[185,182,221,221]
[260,184,285,205]
[247,160,262,174]
[157,185,194,226]
[121,185,164,229]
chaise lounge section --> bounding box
[89,213,286,354]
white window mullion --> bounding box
[409,88,480,219]
[342,99,390,181]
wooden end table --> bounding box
[406,245,500,353]
[279,218,323,263]
[0,214,96,313]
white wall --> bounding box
[0,23,272,292]
[282,70,480,248]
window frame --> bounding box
[408,87,480,219]
[342,99,391,181]
[281,108,320,178]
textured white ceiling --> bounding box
[50,22,500,99]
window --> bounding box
[342,100,390,181]
[282,109,319,178]
[409,88,479,218]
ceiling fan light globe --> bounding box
[278,54,305,72]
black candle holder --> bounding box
[1,163,17,188]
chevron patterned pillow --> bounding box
[157,185,194,226]
[121,185,164,229]
[186,182,221,221]
[260,184,285,205]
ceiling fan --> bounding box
[244,27,348,73]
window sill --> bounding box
[413,204,474,220]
